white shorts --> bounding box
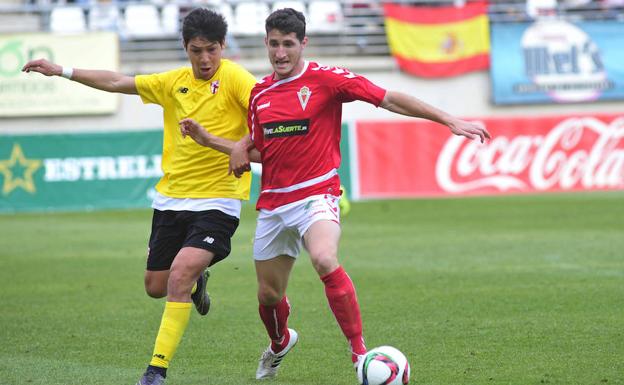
[253,194,341,261]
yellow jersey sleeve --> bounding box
[226,61,257,111]
[135,71,173,106]
[134,63,257,200]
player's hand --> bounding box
[179,118,211,147]
[229,140,251,178]
[448,119,491,143]
[22,58,62,77]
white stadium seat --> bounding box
[308,0,343,33]
[272,1,307,15]
[219,2,236,32]
[233,2,270,35]
[123,4,163,38]
[161,3,180,35]
[88,3,121,32]
[50,6,87,33]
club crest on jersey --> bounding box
[297,86,311,111]
[211,80,220,94]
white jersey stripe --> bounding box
[261,168,338,194]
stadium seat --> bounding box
[161,3,180,35]
[233,2,270,35]
[88,3,121,32]
[218,2,236,32]
[200,0,225,7]
[49,6,87,33]
[272,1,307,15]
[123,4,163,38]
[308,1,343,33]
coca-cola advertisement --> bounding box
[354,114,624,199]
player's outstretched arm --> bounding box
[179,118,260,171]
[22,58,138,95]
[380,90,491,143]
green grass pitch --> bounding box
[0,192,622,385]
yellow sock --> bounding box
[149,301,192,368]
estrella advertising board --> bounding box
[0,130,162,212]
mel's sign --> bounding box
[490,20,624,104]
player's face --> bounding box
[265,29,307,80]
[185,37,224,81]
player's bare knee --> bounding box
[167,267,195,297]
[310,252,339,276]
[257,284,282,306]
[144,270,169,298]
[145,289,165,298]
[307,243,338,260]
[144,280,166,298]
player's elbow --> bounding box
[111,76,137,94]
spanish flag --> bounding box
[384,2,490,78]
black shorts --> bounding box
[147,209,239,271]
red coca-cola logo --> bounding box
[436,117,624,193]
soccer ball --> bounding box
[356,346,410,385]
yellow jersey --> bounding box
[135,59,255,199]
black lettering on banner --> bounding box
[263,119,310,139]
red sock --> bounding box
[321,266,367,362]
[258,296,291,353]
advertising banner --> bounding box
[0,32,119,117]
[0,130,162,212]
[491,20,624,104]
[339,122,352,196]
[354,114,624,199]
[384,2,489,78]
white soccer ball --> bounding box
[356,346,410,385]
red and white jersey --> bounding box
[248,61,386,210]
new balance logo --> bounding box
[203,236,214,244]
[258,101,271,110]
[153,354,165,360]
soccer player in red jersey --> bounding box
[180,7,490,381]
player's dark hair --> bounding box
[182,8,227,47]
[265,8,306,42]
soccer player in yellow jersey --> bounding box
[22,8,256,385]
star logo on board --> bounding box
[0,143,42,195]
[297,86,311,111]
